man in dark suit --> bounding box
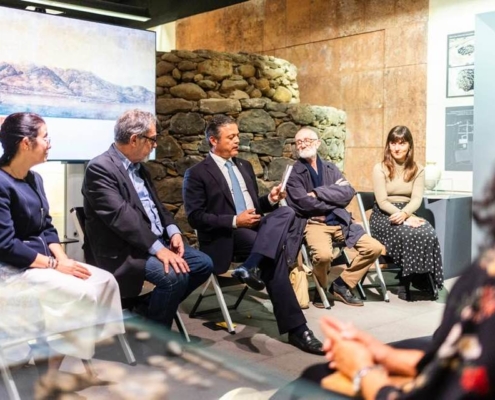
[82,109,213,329]
[183,115,324,355]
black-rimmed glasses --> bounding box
[295,138,318,147]
[140,134,158,144]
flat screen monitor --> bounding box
[0,6,156,161]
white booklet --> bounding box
[280,164,293,193]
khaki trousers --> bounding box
[304,223,383,289]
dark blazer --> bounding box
[82,144,176,297]
[286,158,365,248]
[0,170,59,267]
[183,154,274,273]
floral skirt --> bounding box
[369,203,444,288]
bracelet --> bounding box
[352,365,385,395]
[47,256,59,269]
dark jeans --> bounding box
[144,243,213,328]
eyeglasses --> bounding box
[295,138,318,147]
[140,134,157,144]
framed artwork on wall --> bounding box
[444,106,474,171]
[446,31,475,98]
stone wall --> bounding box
[149,49,346,241]
[175,0,429,192]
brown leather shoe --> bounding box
[329,283,364,306]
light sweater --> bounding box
[372,161,425,217]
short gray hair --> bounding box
[114,109,157,144]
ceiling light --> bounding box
[25,6,64,15]
[20,0,151,22]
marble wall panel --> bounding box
[344,147,383,191]
[286,0,313,47]
[415,146,426,166]
[223,0,264,53]
[284,43,312,77]
[346,108,384,148]
[339,31,384,73]
[310,0,339,42]
[364,0,396,32]
[384,65,426,109]
[385,22,427,67]
[175,19,190,50]
[263,0,287,51]
[395,0,429,25]
[336,0,367,37]
[305,40,341,77]
[341,70,384,110]
[298,75,342,110]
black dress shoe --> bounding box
[288,330,324,355]
[231,265,265,291]
[330,282,363,306]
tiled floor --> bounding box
[2,276,456,399]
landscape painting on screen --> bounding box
[0,7,155,120]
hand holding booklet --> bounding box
[280,164,293,193]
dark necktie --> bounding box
[225,161,247,213]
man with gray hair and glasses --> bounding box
[286,127,382,308]
[82,109,213,329]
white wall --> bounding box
[149,21,176,51]
[427,0,495,192]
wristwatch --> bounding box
[352,365,384,395]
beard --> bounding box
[297,146,318,159]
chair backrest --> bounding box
[69,207,96,265]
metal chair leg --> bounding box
[117,334,137,365]
[0,349,21,400]
[211,275,236,334]
[189,275,213,318]
[174,311,191,343]
[427,273,439,300]
[301,243,331,309]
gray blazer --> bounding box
[82,144,177,297]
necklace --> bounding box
[1,166,28,180]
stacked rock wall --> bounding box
[150,49,347,240]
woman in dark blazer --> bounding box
[0,112,124,365]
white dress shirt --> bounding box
[210,152,255,228]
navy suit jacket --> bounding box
[183,154,274,273]
[82,144,176,297]
[0,170,59,267]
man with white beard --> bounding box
[286,127,382,307]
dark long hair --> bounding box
[383,125,418,182]
[0,112,45,166]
